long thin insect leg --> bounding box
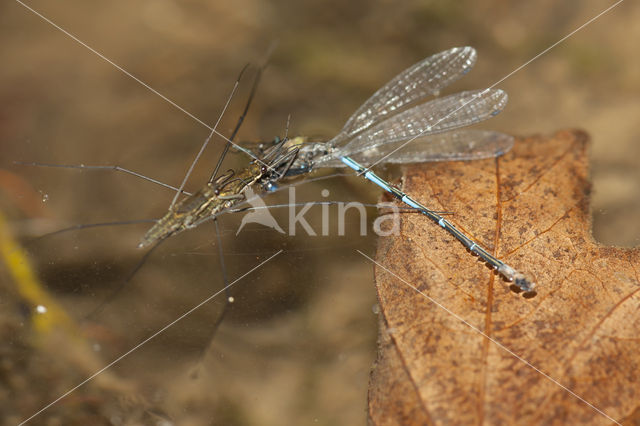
[210,219,232,340]
[170,64,250,209]
[24,220,155,244]
[189,218,231,380]
[209,65,264,183]
[209,44,278,182]
[275,147,301,181]
[15,162,193,196]
[85,238,167,320]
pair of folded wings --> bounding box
[291,46,514,169]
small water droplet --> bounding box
[41,193,49,202]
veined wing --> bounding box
[317,89,507,165]
[315,130,514,168]
[335,47,477,143]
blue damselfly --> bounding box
[141,47,534,293]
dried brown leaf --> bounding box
[369,130,640,425]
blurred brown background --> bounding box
[1,1,638,425]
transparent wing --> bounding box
[315,130,514,167]
[335,47,477,142]
[317,88,507,165]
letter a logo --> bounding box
[236,187,285,235]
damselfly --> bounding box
[141,47,535,293]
